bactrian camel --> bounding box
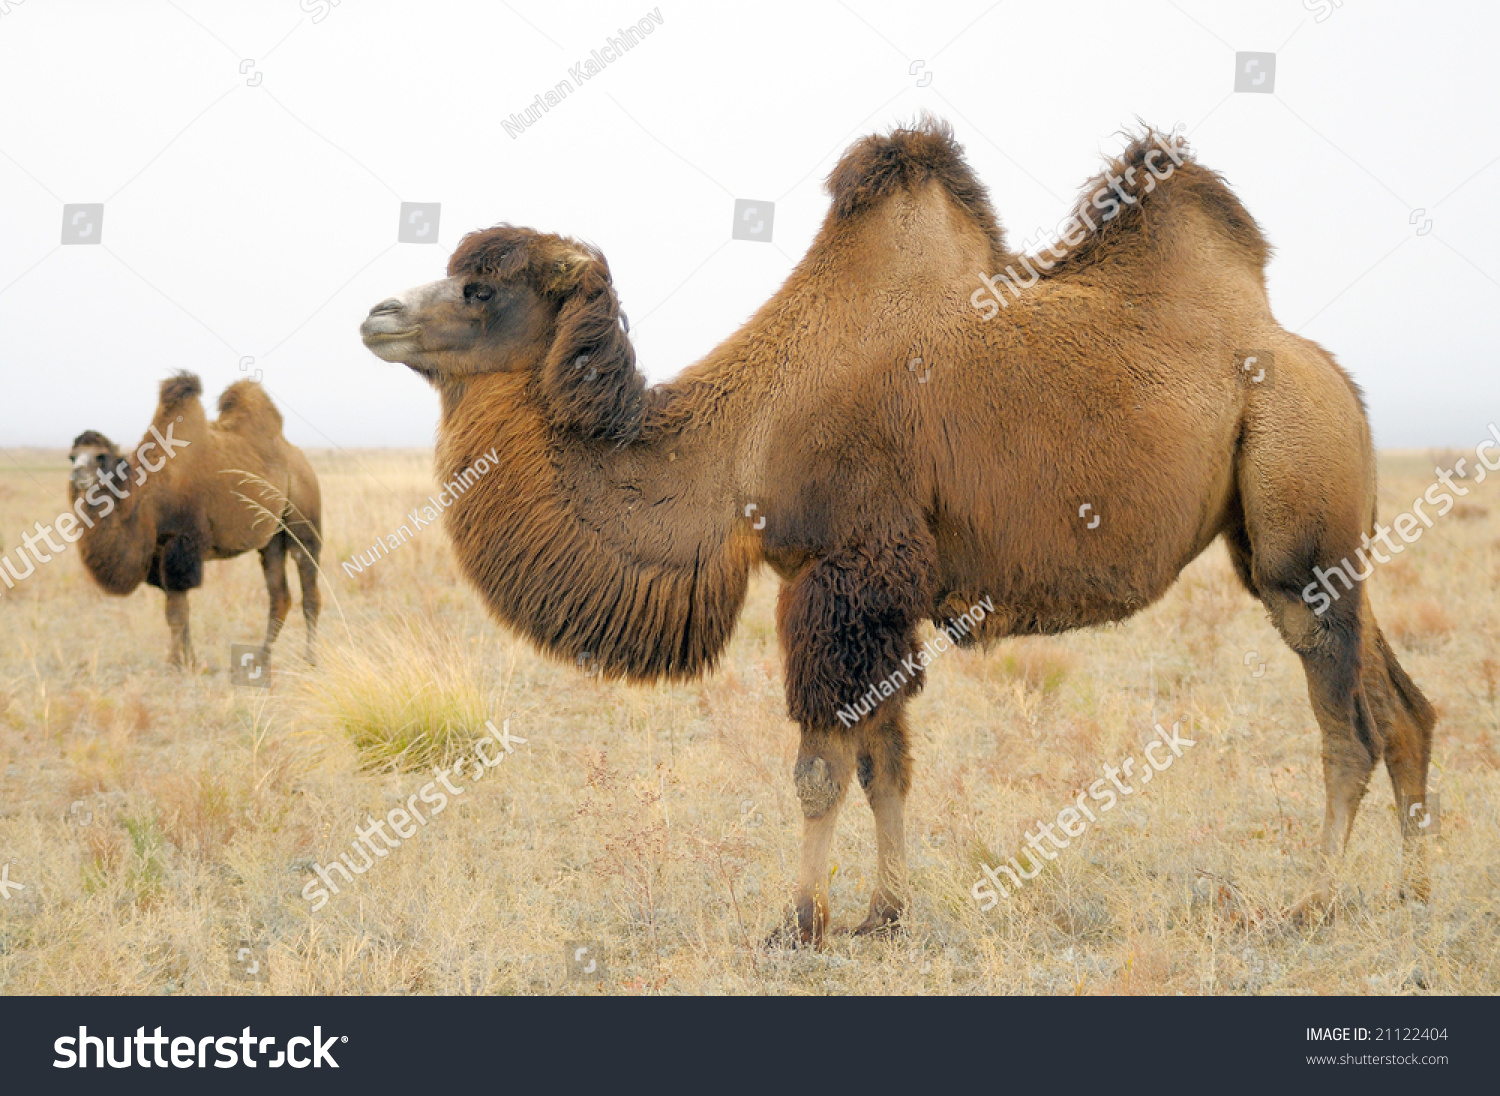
[69,372,322,669]
[360,120,1435,942]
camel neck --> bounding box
[434,370,751,682]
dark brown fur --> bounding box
[364,118,1437,943]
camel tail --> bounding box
[159,371,203,411]
[216,380,284,432]
[1374,624,1436,747]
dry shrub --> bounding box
[1378,557,1421,593]
[970,641,1077,694]
[64,729,132,795]
[1388,599,1456,645]
[1480,658,1500,708]
[577,753,678,967]
[80,824,125,894]
[88,813,169,909]
[153,769,239,857]
[84,693,153,734]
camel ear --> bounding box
[547,250,593,293]
[539,256,645,443]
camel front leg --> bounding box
[164,589,194,668]
[769,536,932,945]
[853,705,912,935]
[772,729,855,947]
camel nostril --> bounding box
[369,298,404,316]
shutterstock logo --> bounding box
[54,1027,345,1069]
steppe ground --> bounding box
[0,448,1495,995]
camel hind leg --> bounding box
[280,479,323,663]
[1226,523,1377,917]
[1229,377,1436,916]
[1370,623,1436,901]
[258,531,293,660]
[287,521,322,663]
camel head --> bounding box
[68,430,130,502]
[362,224,644,441]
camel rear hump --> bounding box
[216,380,285,434]
[1046,131,1272,282]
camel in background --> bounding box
[360,119,1435,942]
[69,372,322,668]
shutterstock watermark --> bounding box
[970,126,1188,320]
[300,719,527,910]
[341,447,498,579]
[836,596,995,728]
[1301,422,1500,616]
[0,423,190,597]
[971,719,1196,909]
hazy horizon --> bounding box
[3,0,1497,454]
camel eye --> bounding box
[464,283,495,303]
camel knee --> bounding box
[794,756,843,818]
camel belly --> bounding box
[930,456,1236,638]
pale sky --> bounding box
[1,0,1496,451]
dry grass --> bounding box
[0,448,1496,995]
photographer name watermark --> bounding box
[501,8,664,139]
[836,596,995,728]
[341,447,498,579]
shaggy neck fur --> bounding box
[74,471,157,595]
[435,370,753,682]
[73,376,209,595]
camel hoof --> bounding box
[848,915,902,938]
[848,899,903,937]
[764,900,826,949]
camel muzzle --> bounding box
[360,298,420,345]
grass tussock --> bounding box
[292,621,502,773]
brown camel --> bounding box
[69,372,322,669]
[360,119,1435,941]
